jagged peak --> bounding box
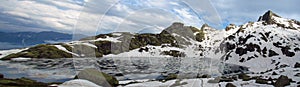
[257,10,300,29]
[258,10,281,24]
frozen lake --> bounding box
[0,57,228,83]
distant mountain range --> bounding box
[0,31,87,50]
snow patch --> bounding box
[54,45,79,57]
[95,36,122,42]
[0,48,27,59]
[59,79,102,87]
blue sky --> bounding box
[0,0,299,35]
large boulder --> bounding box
[274,75,290,87]
[75,68,118,87]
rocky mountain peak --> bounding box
[169,22,184,29]
[201,24,210,29]
[257,10,300,29]
[225,24,237,31]
[201,23,216,32]
[160,22,196,36]
[258,10,281,24]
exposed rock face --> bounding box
[75,68,118,87]
[258,10,300,30]
[161,22,205,44]
[258,10,281,24]
[274,75,290,87]
[294,62,300,68]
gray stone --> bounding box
[75,68,118,87]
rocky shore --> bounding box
[0,73,60,87]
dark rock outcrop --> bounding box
[294,62,300,68]
[0,73,3,78]
[258,10,281,24]
[160,50,186,57]
[274,75,290,87]
[238,73,250,81]
[226,83,236,87]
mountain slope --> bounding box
[219,10,300,73]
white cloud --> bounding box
[0,0,83,32]
[210,0,300,27]
[0,0,299,35]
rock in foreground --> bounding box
[274,75,290,87]
[75,68,118,87]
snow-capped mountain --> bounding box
[219,10,300,73]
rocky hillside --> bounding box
[1,22,207,59]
